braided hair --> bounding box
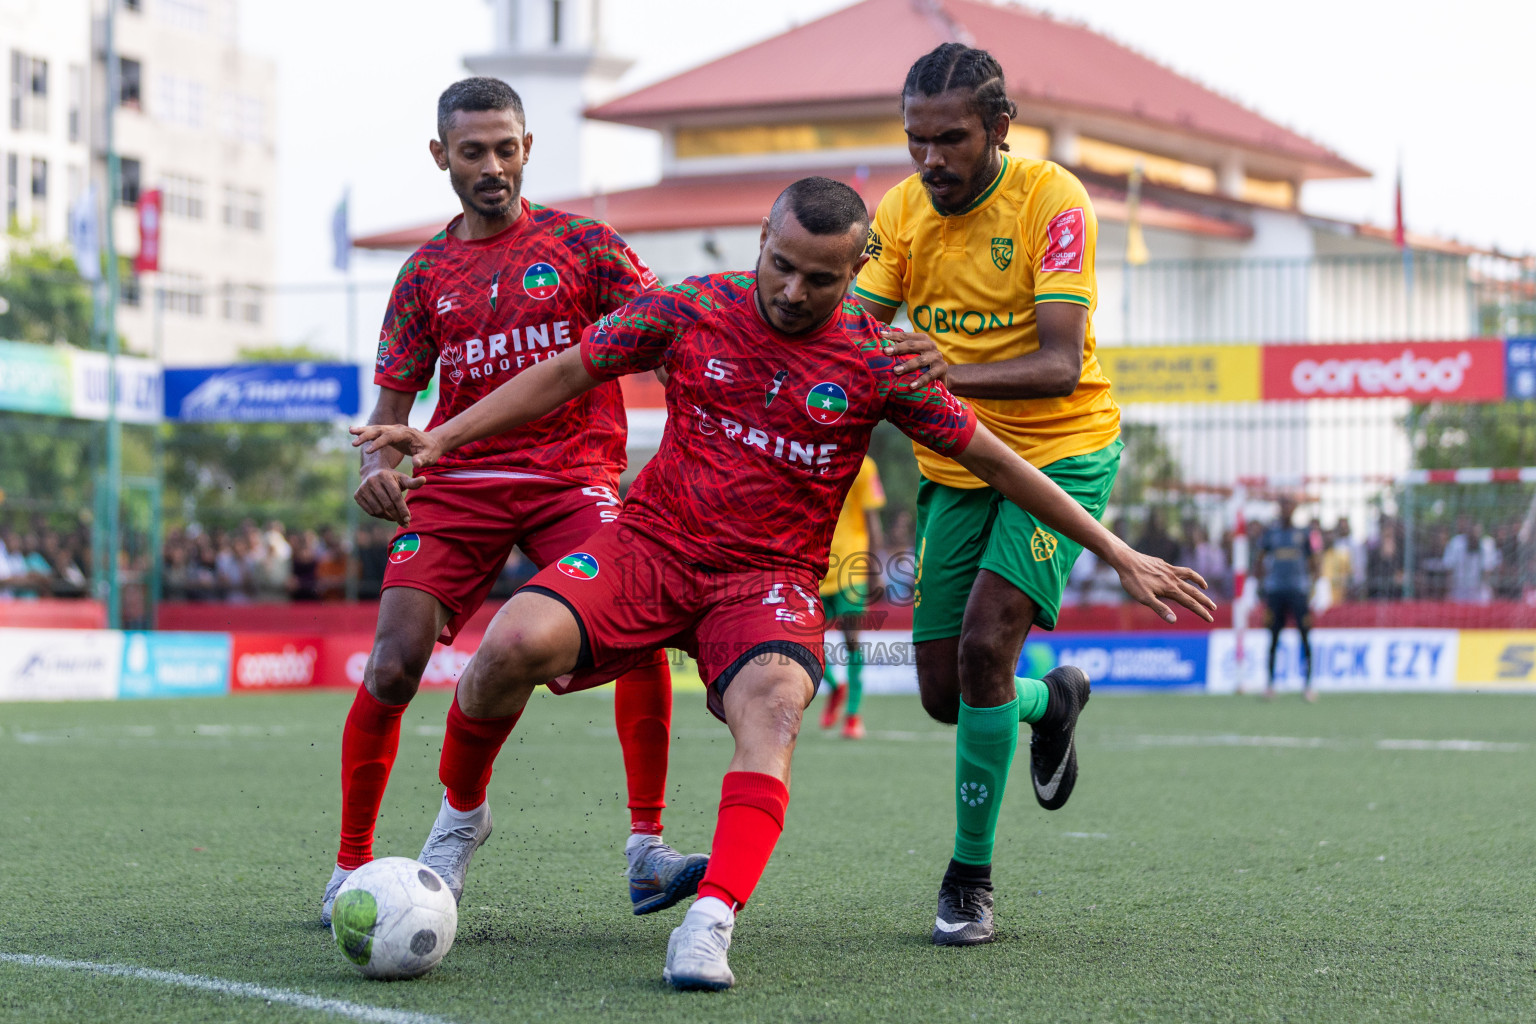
[901,43,1018,150]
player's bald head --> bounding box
[437,77,525,142]
[767,177,870,261]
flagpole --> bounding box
[102,0,123,629]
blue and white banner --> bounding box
[1206,629,1459,694]
[163,363,360,422]
[1019,632,1209,691]
[119,632,232,699]
[1507,337,1536,401]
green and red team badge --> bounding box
[805,382,848,424]
[388,533,421,564]
[557,552,599,580]
[522,262,560,300]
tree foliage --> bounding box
[0,235,96,348]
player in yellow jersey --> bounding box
[816,455,886,739]
[855,43,1146,947]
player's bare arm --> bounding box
[353,386,421,526]
[351,345,599,469]
[943,302,1087,400]
[952,424,1215,623]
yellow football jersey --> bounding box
[820,456,886,596]
[855,155,1120,487]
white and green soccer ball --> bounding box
[331,857,458,979]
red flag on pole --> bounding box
[1392,163,1405,248]
[135,188,161,272]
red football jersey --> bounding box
[580,272,977,576]
[374,199,658,488]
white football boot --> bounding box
[417,793,493,903]
[664,896,737,991]
[319,864,352,927]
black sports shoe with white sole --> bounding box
[932,868,996,946]
[1029,665,1091,811]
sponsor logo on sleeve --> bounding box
[805,382,849,425]
[863,228,883,260]
[523,262,560,300]
[557,552,600,580]
[991,236,1014,271]
[620,244,660,290]
[388,533,421,564]
[1041,208,1085,273]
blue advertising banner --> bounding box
[119,631,232,699]
[163,363,360,421]
[1507,337,1536,400]
[1019,632,1209,691]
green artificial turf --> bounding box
[2,689,1534,1022]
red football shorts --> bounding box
[382,470,621,642]
[524,521,827,721]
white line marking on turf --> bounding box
[1375,738,1526,752]
[1115,734,1527,753]
[0,953,455,1024]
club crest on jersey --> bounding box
[523,262,560,300]
[765,369,788,407]
[805,382,848,425]
[388,534,421,564]
[557,552,599,580]
[991,236,1014,271]
[1030,527,1059,562]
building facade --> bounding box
[0,0,275,364]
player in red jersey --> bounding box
[353,177,1214,989]
[323,78,704,926]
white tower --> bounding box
[465,0,633,202]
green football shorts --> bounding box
[912,438,1121,640]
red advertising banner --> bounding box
[1262,340,1506,402]
[134,188,162,273]
[229,633,323,692]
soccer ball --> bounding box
[331,857,458,979]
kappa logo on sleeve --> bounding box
[1041,208,1085,274]
[620,244,660,290]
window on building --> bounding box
[5,154,16,225]
[118,57,142,109]
[162,173,204,219]
[550,0,563,44]
[220,92,263,144]
[67,165,82,205]
[222,185,262,231]
[118,156,141,205]
[30,158,46,200]
[157,74,205,129]
[68,65,83,142]
[121,267,141,307]
[161,0,209,33]
[162,271,205,316]
[222,283,262,324]
[121,0,143,12]
[242,189,261,231]
[10,52,46,131]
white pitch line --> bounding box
[1115,734,1527,753]
[0,953,455,1024]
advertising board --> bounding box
[163,363,360,422]
[0,628,123,701]
[1455,631,1536,689]
[1019,632,1209,690]
[1261,341,1505,402]
[1206,629,1459,694]
[119,631,231,699]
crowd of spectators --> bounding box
[2,501,1531,607]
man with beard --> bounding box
[351,176,1212,989]
[322,77,705,925]
[853,43,1124,946]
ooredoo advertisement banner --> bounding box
[229,634,325,691]
[1261,341,1505,402]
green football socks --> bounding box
[953,698,1019,866]
[1015,675,1049,724]
[845,644,865,715]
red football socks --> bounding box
[697,771,790,910]
[336,686,409,870]
[439,694,521,812]
[615,654,672,835]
